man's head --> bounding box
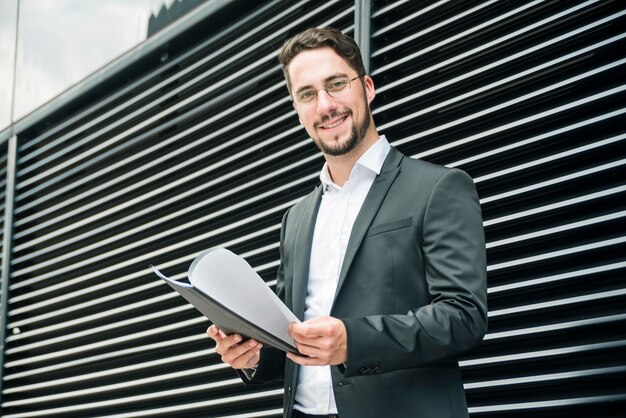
[278,27,377,158]
[278,27,367,95]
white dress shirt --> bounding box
[294,136,391,415]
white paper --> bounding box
[188,248,300,345]
[152,247,300,352]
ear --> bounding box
[363,75,376,105]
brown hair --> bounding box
[278,27,366,94]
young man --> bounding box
[208,27,488,418]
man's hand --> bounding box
[287,316,347,366]
[206,325,262,369]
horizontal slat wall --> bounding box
[0,140,6,280]
[0,138,7,392]
[0,1,354,417]
[371,0,626,416]
[1,0,625,417]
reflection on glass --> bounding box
[148,0,204,36]
[0,0,18,131]
[9,0,204,125]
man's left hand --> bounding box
[287,316,347,366]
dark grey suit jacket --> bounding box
[243,147,488,418]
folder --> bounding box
[151,247,300,354]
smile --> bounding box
[319,114,348,129]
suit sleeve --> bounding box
[341,169,488,376]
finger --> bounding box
[208,325,230,340]
[289,324,319,341]
[290,331,333,349]
[215,333,247,354]
[223,339,262,367]
[291,334,325,348]
[290,321,333,338]
[294,341,330,362]
[238,343,263,369]
[287,352,325,366]
[206,325,222,340]
[293,339,319,355]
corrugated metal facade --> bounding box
[0,0,624,416]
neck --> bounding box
[325,129,379,187]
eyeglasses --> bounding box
[292,75,364,107]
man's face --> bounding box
[287,47,375,157]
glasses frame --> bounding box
[292,74,365,107]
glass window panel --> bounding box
[11,0,206,122]
[0,0,18,131]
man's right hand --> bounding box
[206,325,262,369]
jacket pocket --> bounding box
[366,216,412,237]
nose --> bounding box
[316,89,337,115]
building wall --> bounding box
[0,1,625,416]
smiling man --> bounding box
[207,27,488,418]
[288,50,374,160]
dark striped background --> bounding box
[0,0,624,416]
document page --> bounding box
[152,248,300,352]
[189,247,300,345]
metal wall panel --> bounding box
[0,1,624,417]
[1,1,354,417]
[0,138,9,404]
[370,0,626,416]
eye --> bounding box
[298,90,316,102]
[328,80,348,91]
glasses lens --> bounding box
[293,76,359,105]
[296,90,316,104]
[327,79,350,97]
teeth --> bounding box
[322,116,346,129]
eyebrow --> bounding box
[294,73,350,95]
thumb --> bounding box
[207,325,225,341]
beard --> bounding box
[312,104,371,157]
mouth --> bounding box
[317,112,350,130]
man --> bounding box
[207,27,487,418]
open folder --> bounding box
[150,248,300,354]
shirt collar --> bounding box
[319,135,391,193]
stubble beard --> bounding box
[313,105,371,157]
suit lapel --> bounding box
[332,148,404,305]
[292,186,323,320]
